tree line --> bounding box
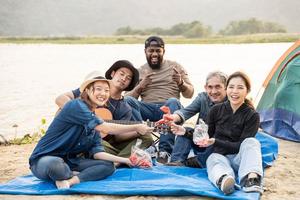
[115,18,286,38]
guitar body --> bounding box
[95,107,113,138]
[95,107,113,120]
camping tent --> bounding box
[257,40,300,142]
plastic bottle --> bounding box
[193,119,209,144]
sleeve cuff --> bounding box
[87,115,103,130]
[174,110,185,124]
[90,146,105,157]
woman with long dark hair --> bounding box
[200,71,263,194]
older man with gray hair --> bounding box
[166,71,228,167]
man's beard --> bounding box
[146,56,163,69]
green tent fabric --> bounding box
[257,40,300,142]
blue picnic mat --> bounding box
[0,132,278,200]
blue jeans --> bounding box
[124,96,182,153]
[30,156,115,183]
[171,130,213,167]
[171,135,193,162]
[206,138,263,187]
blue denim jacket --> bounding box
[174,92,215,124]
[29,99,104,166]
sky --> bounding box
[0,0,299,36]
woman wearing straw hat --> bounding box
[29,72,153,189]
[55,60,154,158]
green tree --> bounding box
[263,22,286,33]
[169,23,189,35]
[183,21,212,38]
[219,18,286,35]
[114,20,212,38]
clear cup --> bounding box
[193,119,209,144]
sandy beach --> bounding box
[0,138,299,200]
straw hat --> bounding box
[79,71,110,93]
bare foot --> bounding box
[55,176,80,189]
[55,180,70,189]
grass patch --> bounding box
[0,118,47,146]
[0,33,299,44]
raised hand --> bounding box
[139,72,155,90]
[172,66,183,86]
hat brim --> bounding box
[105,60,139,91]
[80,78,110,93]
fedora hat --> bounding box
[105,60,139,91]
[80,71,110,93]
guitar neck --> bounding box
[104,119,140,125]
[104,119,171,135]
[104,119,155,127]
[104,119,156,127]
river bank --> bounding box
[0,33,299,44]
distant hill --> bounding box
[0,0,299,37]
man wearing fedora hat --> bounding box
[125,36,194,164]
[55,60,153,158]
[56,60,139,120]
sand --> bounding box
[0,138,299,200]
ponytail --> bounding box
[244,98,254,109]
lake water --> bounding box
[0,43,292,139]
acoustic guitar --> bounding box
[94,107,170,141]
[55,106,169,141]
[94,107,113,138]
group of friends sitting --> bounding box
[29,36,264,195]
